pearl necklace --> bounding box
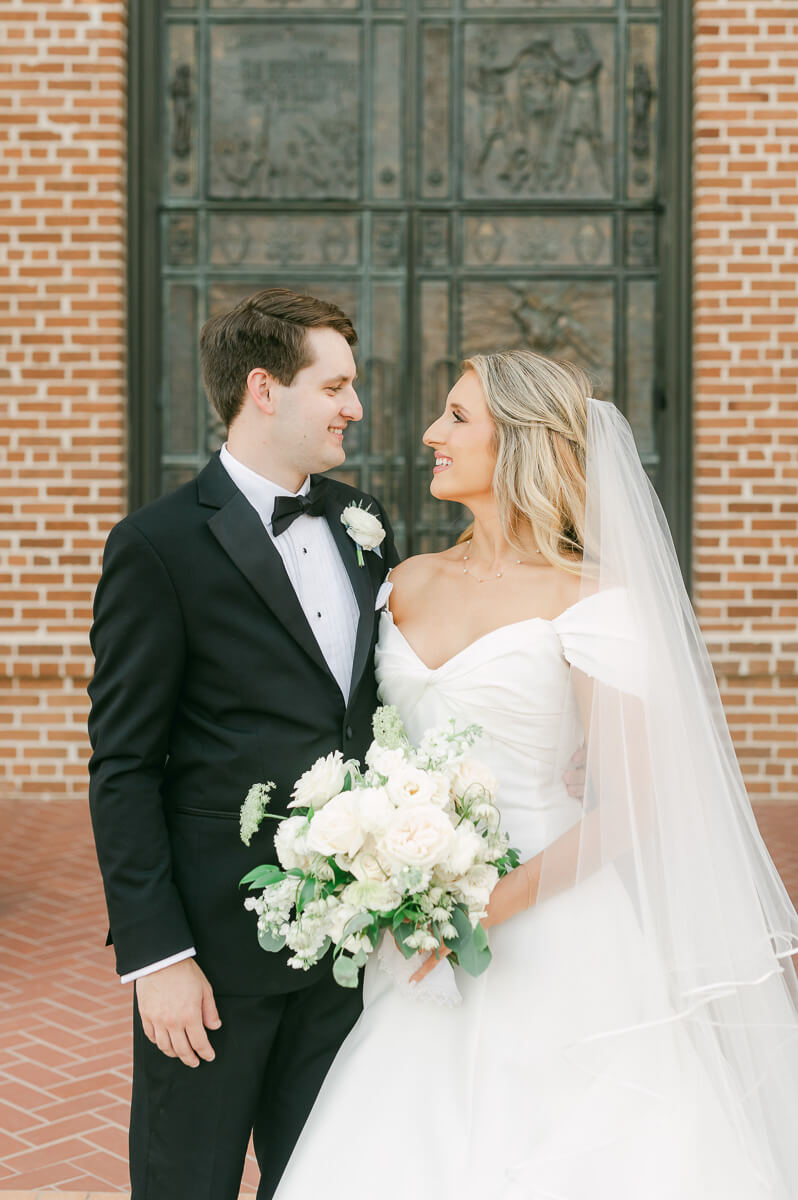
[462,539,541,583]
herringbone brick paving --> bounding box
[0,798,796,1198]
[0,800,258,1197]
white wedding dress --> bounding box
[273,600,781,1200]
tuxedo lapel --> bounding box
[322,484,379,699]
[199,457,333,680]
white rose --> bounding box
[385,765,440,810]
[356,786,396,837]
[365,743,409,778]
[274,814,313,871]
[306,791,365,859]
[444,823,484,876]
[451,758,498,805]
[378,804,454,872]
[341,504,385,551]
[289,751,353,810]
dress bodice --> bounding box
[374,607,588,860]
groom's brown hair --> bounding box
[200,287,358,427]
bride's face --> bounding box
[423,371,497,506]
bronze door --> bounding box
[131,0,691,562]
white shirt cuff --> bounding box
[120,947,196,984]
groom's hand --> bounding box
[136,958,222,1068]
[563,743,586,800]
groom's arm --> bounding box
[88,520,194,975]
[90,522,222,1067]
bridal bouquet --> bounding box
[239,706,520,988]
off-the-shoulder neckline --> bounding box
[380,596,592,674]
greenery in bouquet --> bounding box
[239,706,520,988]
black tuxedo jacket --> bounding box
[88,454,398,995]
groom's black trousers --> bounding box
[130,971,362,1200]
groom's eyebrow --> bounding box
[323,373,358,385]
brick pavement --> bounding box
[0,800,258,1197]
[0,797,797,1197]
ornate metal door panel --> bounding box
[132,0,690,562]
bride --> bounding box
[274,350,798,1199]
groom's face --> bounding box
[271,327,362,476]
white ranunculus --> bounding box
[378,804,454,872]
[274,814,313,871]
[347,837,388,882]
[306,791,364,859]
[341,504,386,551]
[341,877,399,913]
[445,823,484,876]
[289,750,353,811]
[451,758,498,805]
[385,765,440,810]
[365,742,410,779]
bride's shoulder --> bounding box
[388,550,453,620]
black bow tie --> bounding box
[271,483,328,536]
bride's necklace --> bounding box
[462,539,541,583]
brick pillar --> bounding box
[693,2,798,802]
[2,1,127,800]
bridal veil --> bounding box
[534,397,798,1195]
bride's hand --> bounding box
[409,862,538,984]
[410,941,452,985]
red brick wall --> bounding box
[693,2,798,802]
[1,0,127,800]
[2,3,796,803]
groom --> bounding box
[88,288,398,1199]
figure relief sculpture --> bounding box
[509,284,602,370]
[632,62,654,160]
[468,26,610,197]
[170,63,193,161]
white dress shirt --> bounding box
[122,446,361,984]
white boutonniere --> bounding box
[341,502,386,566]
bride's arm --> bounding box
[411,668,651,984]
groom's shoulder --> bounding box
[323,475,389,520]
[105,470,208,554]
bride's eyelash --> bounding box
[452,409,465,422]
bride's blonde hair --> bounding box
[458,349,591,574]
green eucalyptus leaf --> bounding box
[332,955,360,988]
[341,910,375,941]
[296,876,316,916]
[257,926,286,953]
[448,905,492,977]
[393,922,418,960]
